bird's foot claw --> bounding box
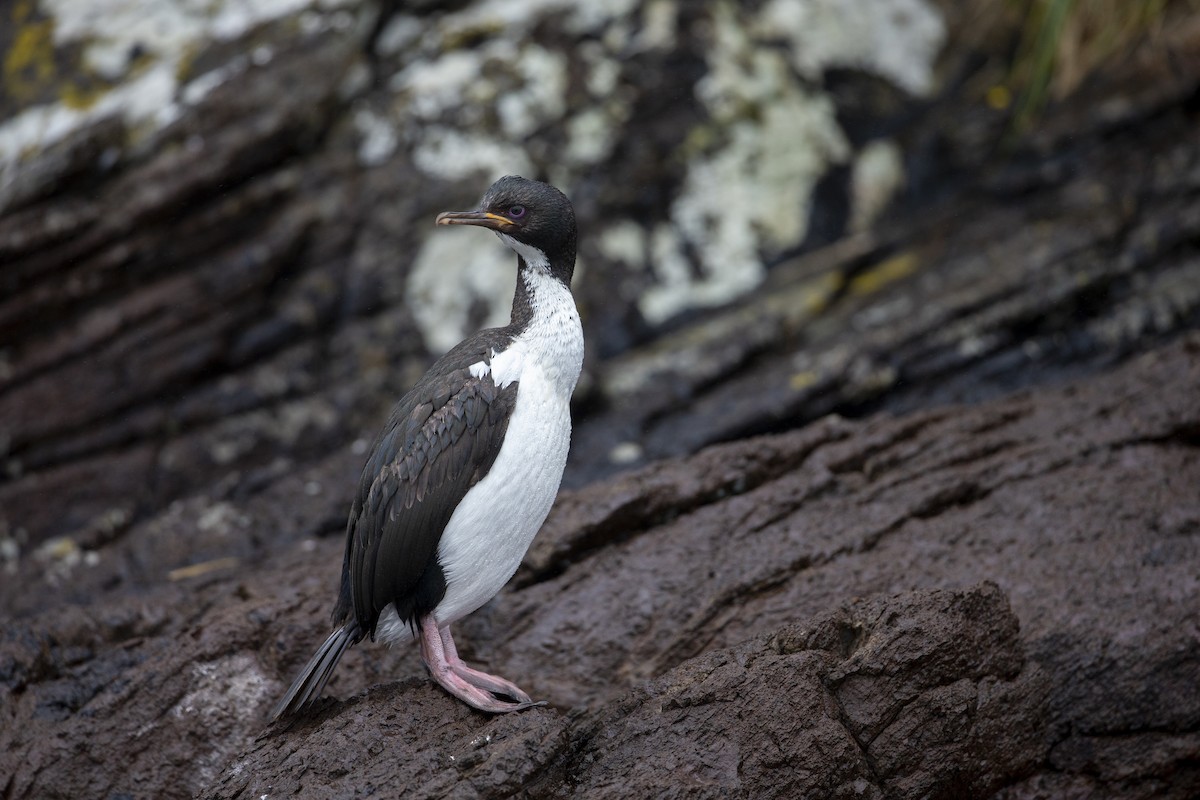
[451,664,534,704]
[427,662,543,713]
[467,696,546,714]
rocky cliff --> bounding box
[1,1,1198,798]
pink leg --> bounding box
[439,625,534,703]
[417,617,542,713]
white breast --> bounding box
[432,268,583,626]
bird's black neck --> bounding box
[509,255,574,332]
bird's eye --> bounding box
[508,205,526,219]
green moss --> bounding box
[4,14,57,103]
[174,43,201,84]
[60,78,105,110]
[442,21,506,51]
[3,0,121,113]
[849,252,919,296]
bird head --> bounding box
[436,176,577,284]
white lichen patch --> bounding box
[0,534,19,574]
[353,105,399,166]
[0,0,359,191]
[374,13,423,57]
[196,502,249,535]
[437,0,639,42]
[406,230,517,354]
[565,108,618,165]
[385,38,570,175]
[597,220,647,269]
[172,654,273,786]
[640,0,944,323]
[410,127,533,183]
[3,0,948,336]
[495,46,569,139]
[850,139,905,232]
[580,41,622,96]
[361,0,659,339]
[754,0,946,97]
[182,657,268,708]
[638,224,720,324]
[677,89,849,249]
[643,5,851,324]
[635,0,678,51]
[608,440,643,464]
[379,0,654,182]
[390,49,498,120]
[2,66,180,177]
[31,534,101,584]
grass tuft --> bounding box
[1007,0,1187,129]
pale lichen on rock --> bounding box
[357,0,944,342]
[406,227,517,354]
[2,2,1199,796]
[634,0,944,324]
[0,0,360,197]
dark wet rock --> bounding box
[2,335,1198,798]
[199,583,1037,800]
[1,0,1198,551]
[538,583,1041,800]
[569,94,1200,485]
[2,1,1199,798]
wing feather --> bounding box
[333,350,518,638]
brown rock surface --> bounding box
[205,584,1036,800]
[2,2,1200,798]
[2,335,1197,799]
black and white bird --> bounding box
[271,176,583,718]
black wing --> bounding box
[332,336,517,639]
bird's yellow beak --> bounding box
[435,210,515,230]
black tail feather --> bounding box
[270,623,359,721]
